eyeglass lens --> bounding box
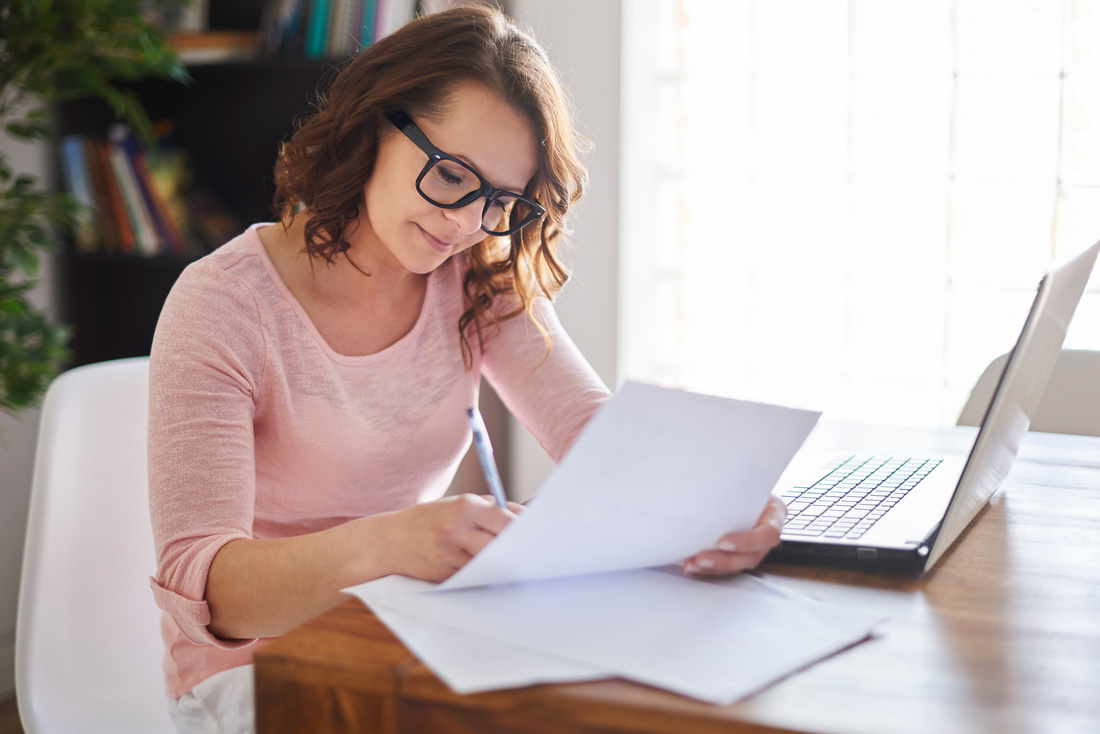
[420,158,533,234]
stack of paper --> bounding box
[345,382,886,704]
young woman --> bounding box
[148,6,787,732]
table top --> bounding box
[254,426,1100,734]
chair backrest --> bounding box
[16,357,173,734]
[958,349,1100,437]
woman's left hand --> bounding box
[681,495,787,576]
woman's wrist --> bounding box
[335,510,405,586]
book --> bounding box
[92,139,135,253]
[288,0,312,57]
[122,137,188,256]
[81,138,116,252]
[327,0,349,56]
[145,147,196,253]
[58,135,99,253]
[357,0,376,50]
[304,0,331,58]
[107,127,162,255]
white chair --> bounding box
[15,357,173,733]
[958,349,1100,437]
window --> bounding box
[621,0,1100,426]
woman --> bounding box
[149,6,787,732]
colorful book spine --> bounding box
[59,136,99,252]
[291,0,311,56]
[146,148,195,253]
[107,134,162,255]
[304,0,331,58]
[93,139,135,253]
[81,138,118,252]
[358,0,375,50]
[371,0,388,43]
[123,138,188,256]
[327,0,348,56]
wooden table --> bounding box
[254,426,1100,734]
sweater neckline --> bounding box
[247,223,438,366]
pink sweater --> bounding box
[148,224,610,697]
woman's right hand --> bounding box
[379,493,523,582]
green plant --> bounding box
[0,0,187,419]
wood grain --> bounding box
[255,599,414,734]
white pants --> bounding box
[166,664,255,734]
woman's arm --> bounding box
[203,494,521,640]
[480,297,612,463]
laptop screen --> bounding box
[924,241,1099,570]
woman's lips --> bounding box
[418,225,454,254]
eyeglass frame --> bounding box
[385,110,547,237]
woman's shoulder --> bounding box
[153,228,273,374]
[183,224,270,282]
[173,225,285,309]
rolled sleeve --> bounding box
[148,578,261,649]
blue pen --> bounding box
[467,407,508,508]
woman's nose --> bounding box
[444,198,484,235]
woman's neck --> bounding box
[279,216,426,307]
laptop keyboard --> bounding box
[779,456,943,540]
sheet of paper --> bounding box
[440,381,821,590]
[368,603,613,693]
[348,569,884,704]
[350,575,612,692]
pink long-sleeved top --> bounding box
[148,224,610,698]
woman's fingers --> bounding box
[391,493,519,582]
[682,495,788,576]
[449,494,518,556]
[717,495,787,550]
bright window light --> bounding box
[621,0,1100,427]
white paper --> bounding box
[341,382,879,705]
[440,381,821,590]
[348,570,884,704]
[351,575,615,692]
[368,603,612,693]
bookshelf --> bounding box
[56,18,331,366]
[57,0,422,366]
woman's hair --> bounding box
[273,4,588,367]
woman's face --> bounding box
[356,82,540,276]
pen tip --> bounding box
[467,407,475,417]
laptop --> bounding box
[767,240,1100,572]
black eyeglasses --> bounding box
[385,110,546,237]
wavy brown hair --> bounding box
[272,5,587,367]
